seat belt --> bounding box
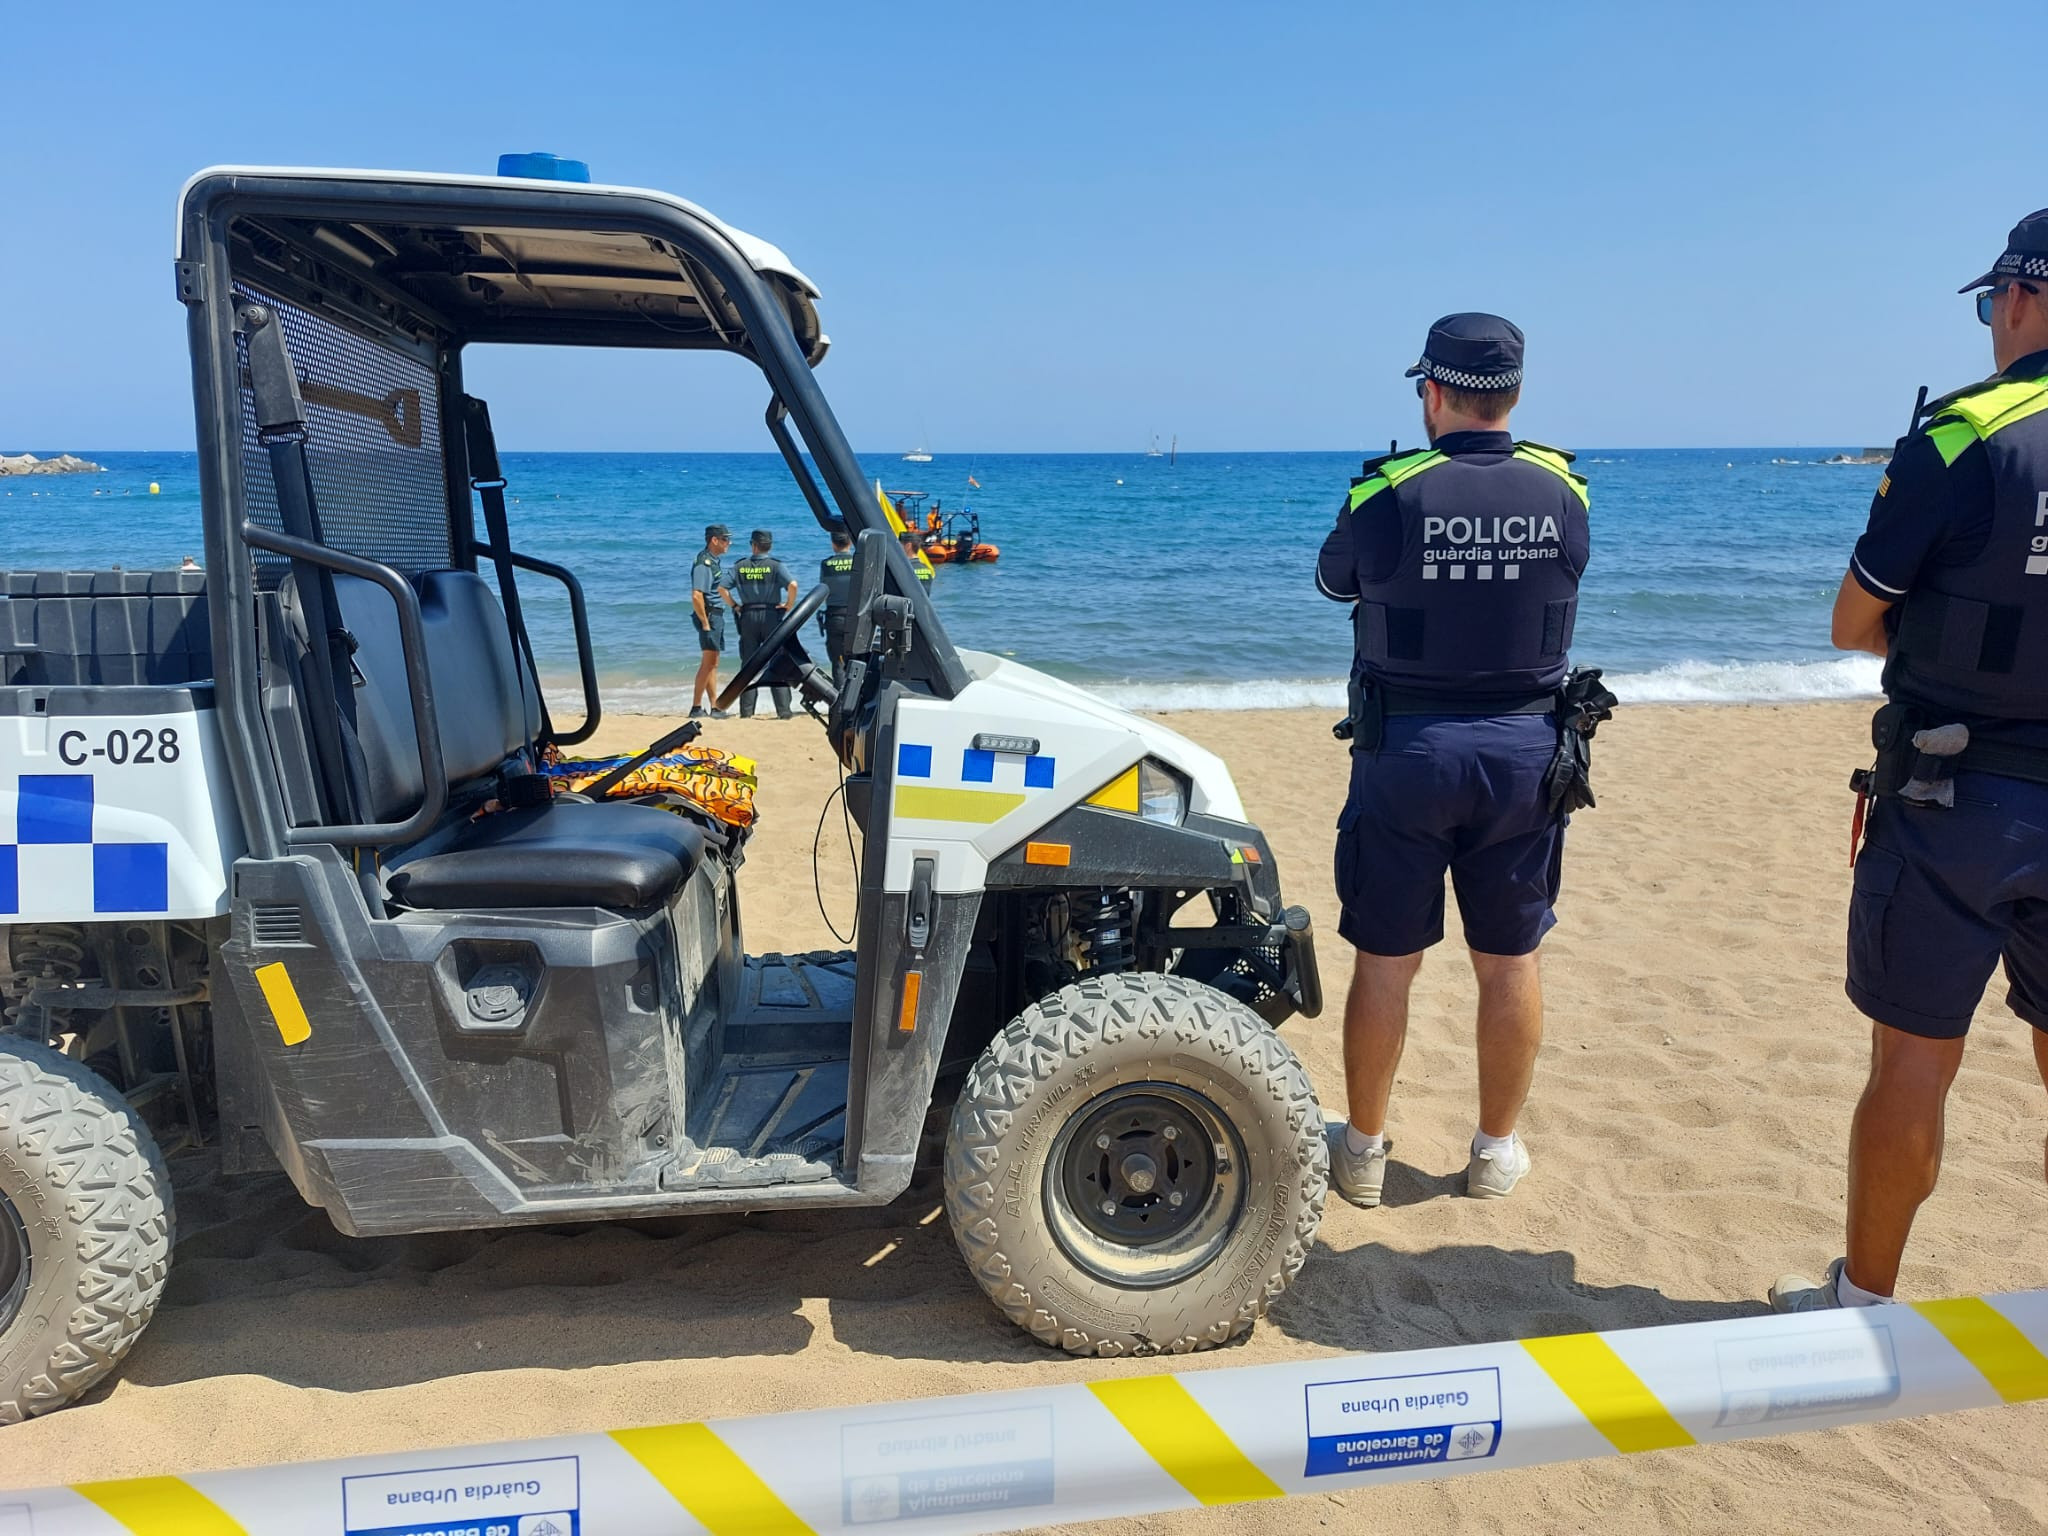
[462,395,554,747]
[239,300,361,825]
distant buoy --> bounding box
[149,482,161,494]
[1115,478,1124,485]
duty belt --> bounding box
[1380,686,1557,717]
[740,601,780,612]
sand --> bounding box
[4,700,2045,1532]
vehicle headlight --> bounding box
[1138,758,1188,825]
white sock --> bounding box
[1472,1129,1518,1159]
[1835,1267,1893,1308]
[1344,1126,1384,1157]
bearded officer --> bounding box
[725,529,799,719]
[819,527,857,685]
[1315,313,1592,1208]
[1774,210,2048,1313]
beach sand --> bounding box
[4,701,2044,1532]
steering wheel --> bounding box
[716,583,833,710]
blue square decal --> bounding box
[94,843,169,914]
[1024,755,1056,789]
[961,748,995,783]
[897,743,933,779]
[19,774,93,844]
[0,846,15,915]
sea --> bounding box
[5,448,1886,713]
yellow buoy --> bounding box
[149,482,161,494]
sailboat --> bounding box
[1145,434,1164,458]
[901,442,933,463]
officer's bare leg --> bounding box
[1469,948,1543,1139]
[2034,1027,2048,1187]
[1342,949,1424,1136]
[693,647,717,709]
[1844,1021,1967,1297]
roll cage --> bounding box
[175,166,966,858]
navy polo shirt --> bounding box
[1851,349,2048,603]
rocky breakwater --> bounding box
[0,452,106,475]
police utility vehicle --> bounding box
[0,160,1327,1418]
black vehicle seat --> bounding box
[385,800,706,911]
[280,567,705,912]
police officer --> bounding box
[819,527,857,684]
[1315,313,1591,1208]
[724,529,800,719]
[689,522,733,719]
[899,528,934,587]
[1774,211,2048,1314]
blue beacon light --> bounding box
[496,152,592,183]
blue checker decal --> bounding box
[0,846,15,915]
[1024,755,1057,789]
[94,843,170,914]
[961,748,996,783]
[19,773,94,844]
[897,743,933,779]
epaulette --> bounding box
[1350,445,1433,488]
[1917,373,2008,426]
[1513,439,1577,463]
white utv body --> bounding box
[0,164,1326,1420]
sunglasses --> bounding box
[1977,281,2040,325]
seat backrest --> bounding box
[281,568,540,827]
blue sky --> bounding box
[1,2,2036,453]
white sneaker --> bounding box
[1324,1121,1390,1208]
[1465,1135,1531,1199]
[1770,1258,1848,1314]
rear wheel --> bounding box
[944,973,1325,1356]
[0,1038,173,1422]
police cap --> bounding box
[1959,209,2048,292]
[1404,313,1525,391]
[704,523,731,542]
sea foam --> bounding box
[1086,656,1881,712]
[556,656,1883,721]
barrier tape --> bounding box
[7,1291,2044,1536]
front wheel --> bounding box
[0,1038,174,1422]
[944,973,1325,1356]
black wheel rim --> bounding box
[0,1188,28,1336]
[1043,1081,1246,1289]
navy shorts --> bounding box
[1849,773,2048,1039]
[696,616,724,653]
[1334,714,1565,957]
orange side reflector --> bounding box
[1241,846,1262,864]
[898,969,923,1033]
[1025,842,1072,867]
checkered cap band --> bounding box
[1996,252,2048,280]
[1419,357,1523,391]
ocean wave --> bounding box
[1087,678,1349,712]
[1604,656,1881,703]
[1090,658,1883,712]
[549,656,1883,720]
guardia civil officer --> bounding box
[819,527,857,684]
[1316,313,1592,1208]
[689,523,733,719]
[899,528,935,586]
[1774,211,2048,1314]
[725,529,800,719]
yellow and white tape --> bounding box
[8,1290,2045,1535]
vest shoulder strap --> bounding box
[1929,372,2048,451]
[1347,448,1443,510]
[1512,441,1591,507]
